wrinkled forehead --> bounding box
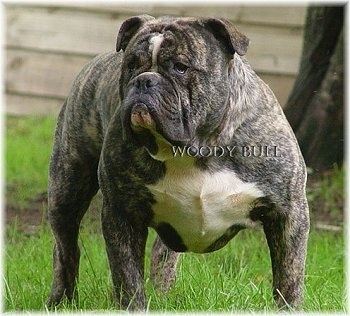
[126,17,207,55]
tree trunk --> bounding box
[284,6,344,172]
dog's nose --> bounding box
[133,72,160,92]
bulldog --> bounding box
[46,15,309,311]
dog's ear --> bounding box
[202,18,249,56]
[116,15,155,52]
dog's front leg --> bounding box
[263,204,309,310]
[101,202,148,311]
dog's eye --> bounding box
[127,61,136,71]
[126,57,138,72]
[174,62,189,75]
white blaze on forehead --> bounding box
[149,33,164,71]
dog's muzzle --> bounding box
[128,72,162,132]
[131,103,155,131]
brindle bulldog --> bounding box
[47,15,309,311]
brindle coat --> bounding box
[47,15,309,311]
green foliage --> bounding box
[307,164,344,222]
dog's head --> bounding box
[117,15,249,160]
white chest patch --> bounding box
[147,165,265,253]
[149,33,164,72]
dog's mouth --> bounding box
[127,102,192,161]
[124,97,195,160]
[130,103,156,132]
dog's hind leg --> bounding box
[150,236,180,292]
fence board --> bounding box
[6,94,63,116]
[242,25,302,75]
[259,74,295,106]
[5,4,306,114]
[6,7,303,75]
[27,4,306,27]
[6,49,91,98]
[6,6,122,56]
[6,48,295,110]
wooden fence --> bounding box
[5,4,306,115]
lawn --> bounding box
[4,115,346,312]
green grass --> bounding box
[4,115,346,312]
[6,115,57,207]
[4,223,346,312]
